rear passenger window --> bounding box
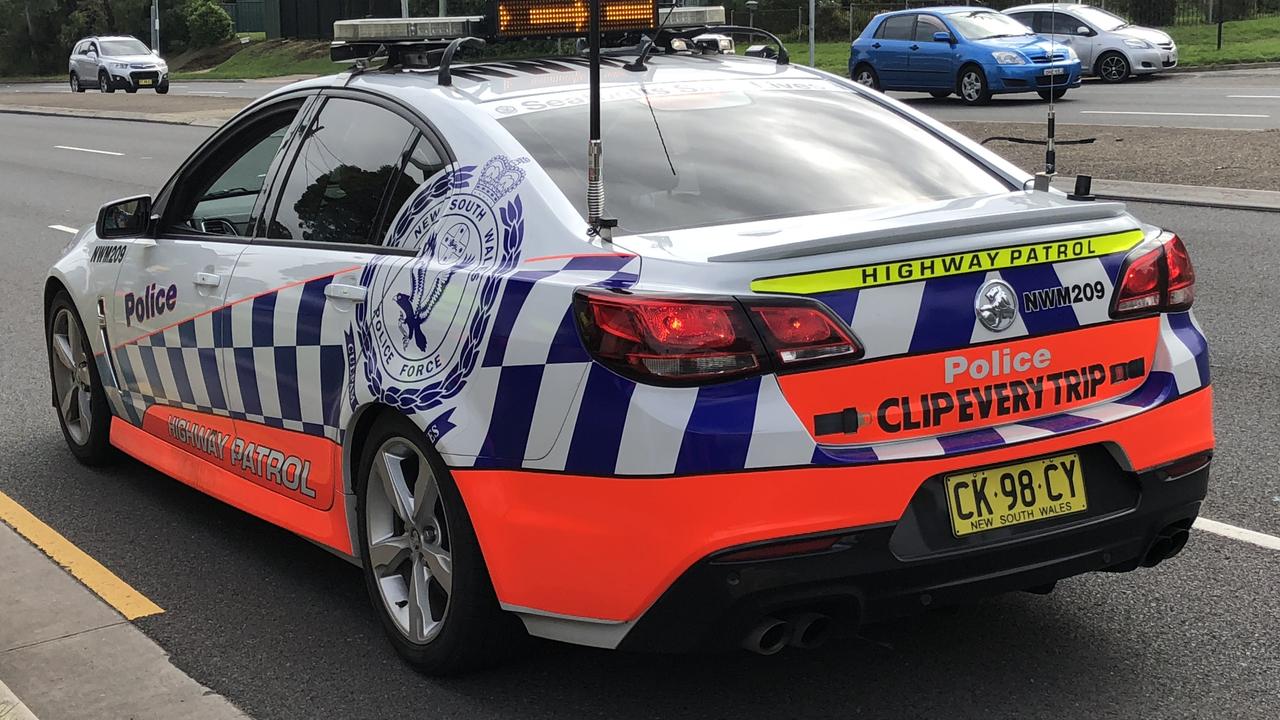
[374,134,448,248]
[877,15,916,41]
[1008,13,1038,32]
[267,97,416,245]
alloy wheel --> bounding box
[1100,55,1128,82]
[50,308,92,445]
[855,70,876,88]
[961,72,982,102]
[365,437,452,644]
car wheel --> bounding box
[1096,51,1130,83]
[125,87,137,94]
[156,83,169,95]
[929,90,950,99]
[98,71,114,93]
[47,292,114,465]
[851,64,880,91]
[957,66,991,105]
[357,413,524,674]
[70,72,84,93]
[1037,87,1068,101]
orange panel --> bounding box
[778,318,1161,444]
[141,406,338,511]
[111,416,352,555]
[454,387,1212,623]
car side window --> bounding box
[877,15,916,41]
[914,15,946,42]
[1050,12,1084,35]
[87,42,98,55]
[163,102,302,238]
[266,97,417,246]
[1008,13,1037,32]
[372,134,448,248]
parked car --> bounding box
[850,7,1082,105]
[68,36,169,94]
[1004,4,1177,82]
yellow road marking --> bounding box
[0,490,162,620]
[751,229,1146,295]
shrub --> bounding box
[184,0,234,49]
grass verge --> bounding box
[172,39,333,80]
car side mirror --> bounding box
[1077,26,1093,36]
[933,31,953,43]
[87,50,97,58]
[97,195,152,239]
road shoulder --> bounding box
[0,521,249,720]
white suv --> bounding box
[1005,4,1177,82]
[69,35,170,94]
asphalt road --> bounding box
[0,78,289,99]
[892,66,1280,130]
[1,113,1277,720]
[3,66,1280,129]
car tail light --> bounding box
[1111,232,1196,318]
[573,290,862,385]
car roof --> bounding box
[1003,4,1097,10]
[84,35,142,43]
[305,52,837,106]
[877,6,1000,17]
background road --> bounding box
[1,113,1277,719]
[3,66,1280,128]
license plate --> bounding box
[944,452,1087,537]
[138,79,153,86]
[1043,67,1065,76]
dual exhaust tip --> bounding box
[741,612,835,655]
[1142,522,1192,568]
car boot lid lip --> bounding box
[611,192,1130,264]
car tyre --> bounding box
[957,65,991,105]
[1037,87,1068,101]
[70,72,85,93]
[929,90,950,99]
[851,64,880,91]
[47,292,114,466]
[98,70,115,93]
[1096,51,1130,83]
[156,82,169,95]
[125,87,137,94]
[357,412,525,675]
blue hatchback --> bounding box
[850,7,1082,104]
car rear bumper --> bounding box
[453,386,1212,648]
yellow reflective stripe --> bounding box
[750,229,1145,295]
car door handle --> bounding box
[871,42,881,49]
[193,272,221,288]
[910,44,920,50]
[325,283,367,303]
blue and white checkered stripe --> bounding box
[434,254,641,468]
[110,273,348,442]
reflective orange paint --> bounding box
[778,318,1161,445]
[110,415,352,555]
[142,406,338,511]
[454,387,1213,623]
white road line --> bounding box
[0,677,40,720]
[1080,110,1270,119]
[48,224,78,234]
[1226,95,1280,99]
[186,90,228,95]
[1195,517,1280,551]
[53,145,124,156]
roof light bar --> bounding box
[493,0,657,38]
[662,5,725,26]
[332,16,484,42]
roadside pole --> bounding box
[151,0,160,51]
[809,0,815,67]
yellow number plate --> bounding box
[139,79,153,86]
[944,452,1087,537]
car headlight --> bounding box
[993,51,1026,65]
[1062,45,1078,60]
[110,62,129,70]
[1124,38,1151,49]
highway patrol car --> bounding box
[45,0,1212,674]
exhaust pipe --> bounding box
[1143,523,1192,567]
[784,612,834,650]
[741,617,791,655]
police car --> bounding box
[44,0,1212,674]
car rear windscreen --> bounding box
[495,77,1010,235]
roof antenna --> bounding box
[586,0,618,240]
[1042,0,1060,185]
